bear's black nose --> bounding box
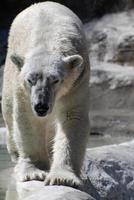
[34,103,49,116]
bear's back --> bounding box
[8,2,83,57]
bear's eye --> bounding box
[53,78,59,84]
[27,73,41,86]
[27,77,37,86]
[27,78,34,86]
[50,76,60,84]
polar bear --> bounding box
[2,1,90,187]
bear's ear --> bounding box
[63,55,83,68]
[10,53,24,70]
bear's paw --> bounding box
[15,163,48,182]
[44,169,82,188]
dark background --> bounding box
[1,0,134,27]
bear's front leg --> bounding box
[13,98,49,182]
[45,114,89,188]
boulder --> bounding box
[84,10,134,136]
[113,35,134,65]
[90,62,134,136]
[16,183,94,200]
[83,140,134,199]
[86,10,134,66]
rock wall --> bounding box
[84,10,134,136]
[90,63,134,136]
[83,140,134,199]
[86,11,134,65]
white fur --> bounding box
[2,1,90,187]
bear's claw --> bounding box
[44,169,82,188]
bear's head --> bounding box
[11,51,83,117]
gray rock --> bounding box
[16,183,94,200]
[113,35,134,65]
[90,62,134,136]
[86,10,134,65]
[84,10,134,136]
[82,140,134,200]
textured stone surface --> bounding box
[82,140,134,200]
[84,10,134,136]
[86,10,134,66]
[90,62,134,136]
[113,35,134,65]
[16,183,95,200]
